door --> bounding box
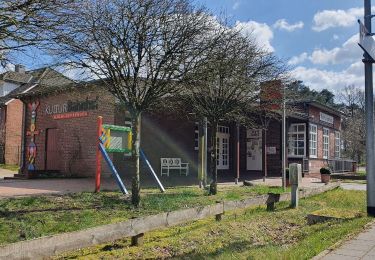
[45,128,60,170]
[246,129,262,171]
[216,126,230,170]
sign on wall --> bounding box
[45,96,99,119]
[266,146,277,155]
[320,112,334,125]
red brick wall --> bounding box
[307,105,342,174]
[22,87,116,177]
[5,99,23,165]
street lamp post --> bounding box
[363,0,375,216]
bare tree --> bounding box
[339,85,365,164]
[45,0,225,206]
[0,0,71,66]
[180,30,284,195]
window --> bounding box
[335,131,340,158]
[288,123,306,157]
[309,124,317,158]
[216,126,230,170]
[194,123,199,151]
[323,128,329,159]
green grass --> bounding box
[0,164,19,172]
[55,188,373,260]
[357,170,366,177]
[0,185,286,245]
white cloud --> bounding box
[234,20,274,52]
[273,19,304,32]
[288,52,308,65]
[232,1,240,10]
[310,34,361,65]
[291,62,364,92]
[312,7,363,31]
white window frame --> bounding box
[288,123,306,158]
[309,124,317,158]
[335,131,340,158]
[194,123,199,151]
[323,127,330,159]
[216,126,230,170]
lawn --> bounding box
[0,185,286,245]
[357,170,366,177]
[0,164,19,172]
[55,188,373,260]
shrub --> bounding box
[320,167,331,175]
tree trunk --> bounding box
[131,113,141,207]
[209,121,218,195]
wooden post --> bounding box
[290,163,301,208]
[95,116,103,193]
[131,233,144,246]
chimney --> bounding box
[15,64,25,74]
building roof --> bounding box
[296,100,344,117]
[1,67,74,106]
[1,71,33,84]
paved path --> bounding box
[0,168,17,179]
[0,178,118,198]
[341,182,366,191]
[318,222,375,260]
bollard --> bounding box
[266,202,275,211]
[290,163,301,208]
[266,193,280,211]
[131,233,144,246]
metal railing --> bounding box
[327,159,356,173]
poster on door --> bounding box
[246,129,262,171]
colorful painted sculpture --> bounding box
[26,102,39,171]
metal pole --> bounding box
[203,117,208,187]
[95,116,102,193]
[282,85,286,190]
[235,123,240,184]
[364,0,375,216]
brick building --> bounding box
[0,66,73,166]
[12,80,350,185]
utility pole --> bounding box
[363,0,375,216]
[282,84,286,190]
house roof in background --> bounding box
[1,71,33,84]
[0,67,74,106]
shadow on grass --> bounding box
[164,240,266,259]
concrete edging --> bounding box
[0,183,340,260]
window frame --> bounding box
[335,131,341,158]
[309,124,318,158]
[288,123,306,158]
[194,123,199,151]
[323,127,330,159]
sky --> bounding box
[195,0,367,93]
[11,0,369,93]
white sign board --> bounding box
[359,21,375,61]
[320,112,334,125]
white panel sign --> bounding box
[359,21,375,61]
[320,112,334,125]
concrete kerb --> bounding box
[0,182,340,260]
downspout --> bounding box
[19,100,27,173]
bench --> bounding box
[160,158,189,176]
